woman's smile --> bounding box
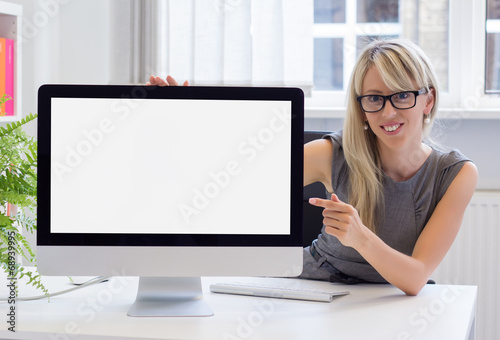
[380,122,404,134]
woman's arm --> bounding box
[303,138,333,191]
[310,161,478,295]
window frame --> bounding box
[485,19,500,93]
[308,0,401,118]
[306,0,500,120]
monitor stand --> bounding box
[127,277,214,317]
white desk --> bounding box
[0,275,476,340]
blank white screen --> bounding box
[50,98,292,234]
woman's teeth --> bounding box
[384,124,400,132]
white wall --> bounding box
[6,0,112,136]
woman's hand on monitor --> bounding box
[147,75,189,86]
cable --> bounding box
[0,276,111,302]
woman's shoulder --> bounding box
[429,145,471,171]
[425,145,474,200]
[321,130,344,148]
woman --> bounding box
[148,39,477,296]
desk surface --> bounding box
[1,275,476,340]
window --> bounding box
[121,1,314,91]
[125,1,500,118]
[308,0,453,117]
[312,0,401,92]
[451,0,500,116]
[486,0,500,93]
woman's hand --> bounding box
[147,75,189,86]
[309,194,371,249]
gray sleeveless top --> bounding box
[311,130,470,283]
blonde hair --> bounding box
[343,39,439,232]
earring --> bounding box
[364,121,369,130]
[424,114,431,124]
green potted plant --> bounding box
[0,95,46,294]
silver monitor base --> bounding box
[127,277,214,317]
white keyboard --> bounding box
[209,282,349,302]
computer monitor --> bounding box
[37,84,304,317]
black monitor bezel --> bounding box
[37,84,304,247]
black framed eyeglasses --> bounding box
[356,88,428,113]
